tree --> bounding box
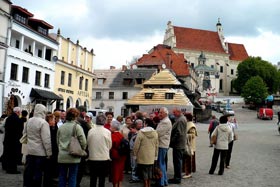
[233,56,280,94]
[241,76,268,106]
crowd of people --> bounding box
[0,104,238,187]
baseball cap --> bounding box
[85,112,93,119]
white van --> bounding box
[88,109,108,123]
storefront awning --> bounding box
[30,88,62,104]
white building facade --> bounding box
[3,5,60,113]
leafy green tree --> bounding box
[233,56,280,94]
[241,76,268,105]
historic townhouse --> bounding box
[50,30,95,110]
[3,5,61,113]
[92,67,156,117]
[163,20,249,96]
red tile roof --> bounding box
[29,18,53,29]
[174,26,226,54]
[11,5,34,17]
[136,44,190,76]
[227,43,249,61]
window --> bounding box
[219,79,223,90]
[97,78,104,85]
[10,63,18,80]
[220,66,223,73]
[145,93,154,99]
[35,71,41,86]
[109,92,114,99]
[122,92,128,99]
[96,92,102,99]
[38,26,47,35]
[68,73,72,87]
[14,14,26,24]
[165,93,174,99]
[85,79,88,91]
[123,78,133,85]
[211,65,214,69]
[79,77,83,90]
[22,67,29,83]
[231,69,234,75]
[15,40,20,49]
[60,71,65,85]
[38,49,42,57]
[44,74,50,88]
[135,78,144,84]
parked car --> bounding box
[257,108,273,120]
[88,109,108,123]
[217,103,226,113]
[223,108,235,116]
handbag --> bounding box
[152,164,162,180]
[184,136,192,156]
[210,135,217,145]
[69,124,87,157]
[234,133,238,141]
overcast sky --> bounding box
[12,0,280,69]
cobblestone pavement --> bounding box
[1,103,280,186]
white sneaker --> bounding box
[182,174,192,179]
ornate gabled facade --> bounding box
[3,4,61,113]
[125,69,193,114]
[92,67,157,117]
[163,20,249,96]
[50,30,95,110]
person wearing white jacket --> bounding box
[209,115,233,175]
[87,114,112,187]
[23,104,52,187]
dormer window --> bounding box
[38,26,47,35]
[14,14,27,24]
[135,78,144,84]
[123,78,133,85]
[165,93,174,99]
[97,78,105,85]
[145,93,154,99]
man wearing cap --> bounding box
[87,114,112,187]
[85,112,96,129]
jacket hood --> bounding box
[140,126,157,139]
[33,104,47,119]
[219,123,230,132]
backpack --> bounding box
[118,138,130,156]
[210,120,219,132]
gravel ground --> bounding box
[1,103,280,187]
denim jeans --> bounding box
[58,163,79,187]
[130,151,139,180]
[157,148,168,186]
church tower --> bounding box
[216,18,228,53]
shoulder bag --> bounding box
[69,124,87,157]
[184,135,192,156]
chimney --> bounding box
[122,65,127,71]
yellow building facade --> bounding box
[51,30,95,110]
